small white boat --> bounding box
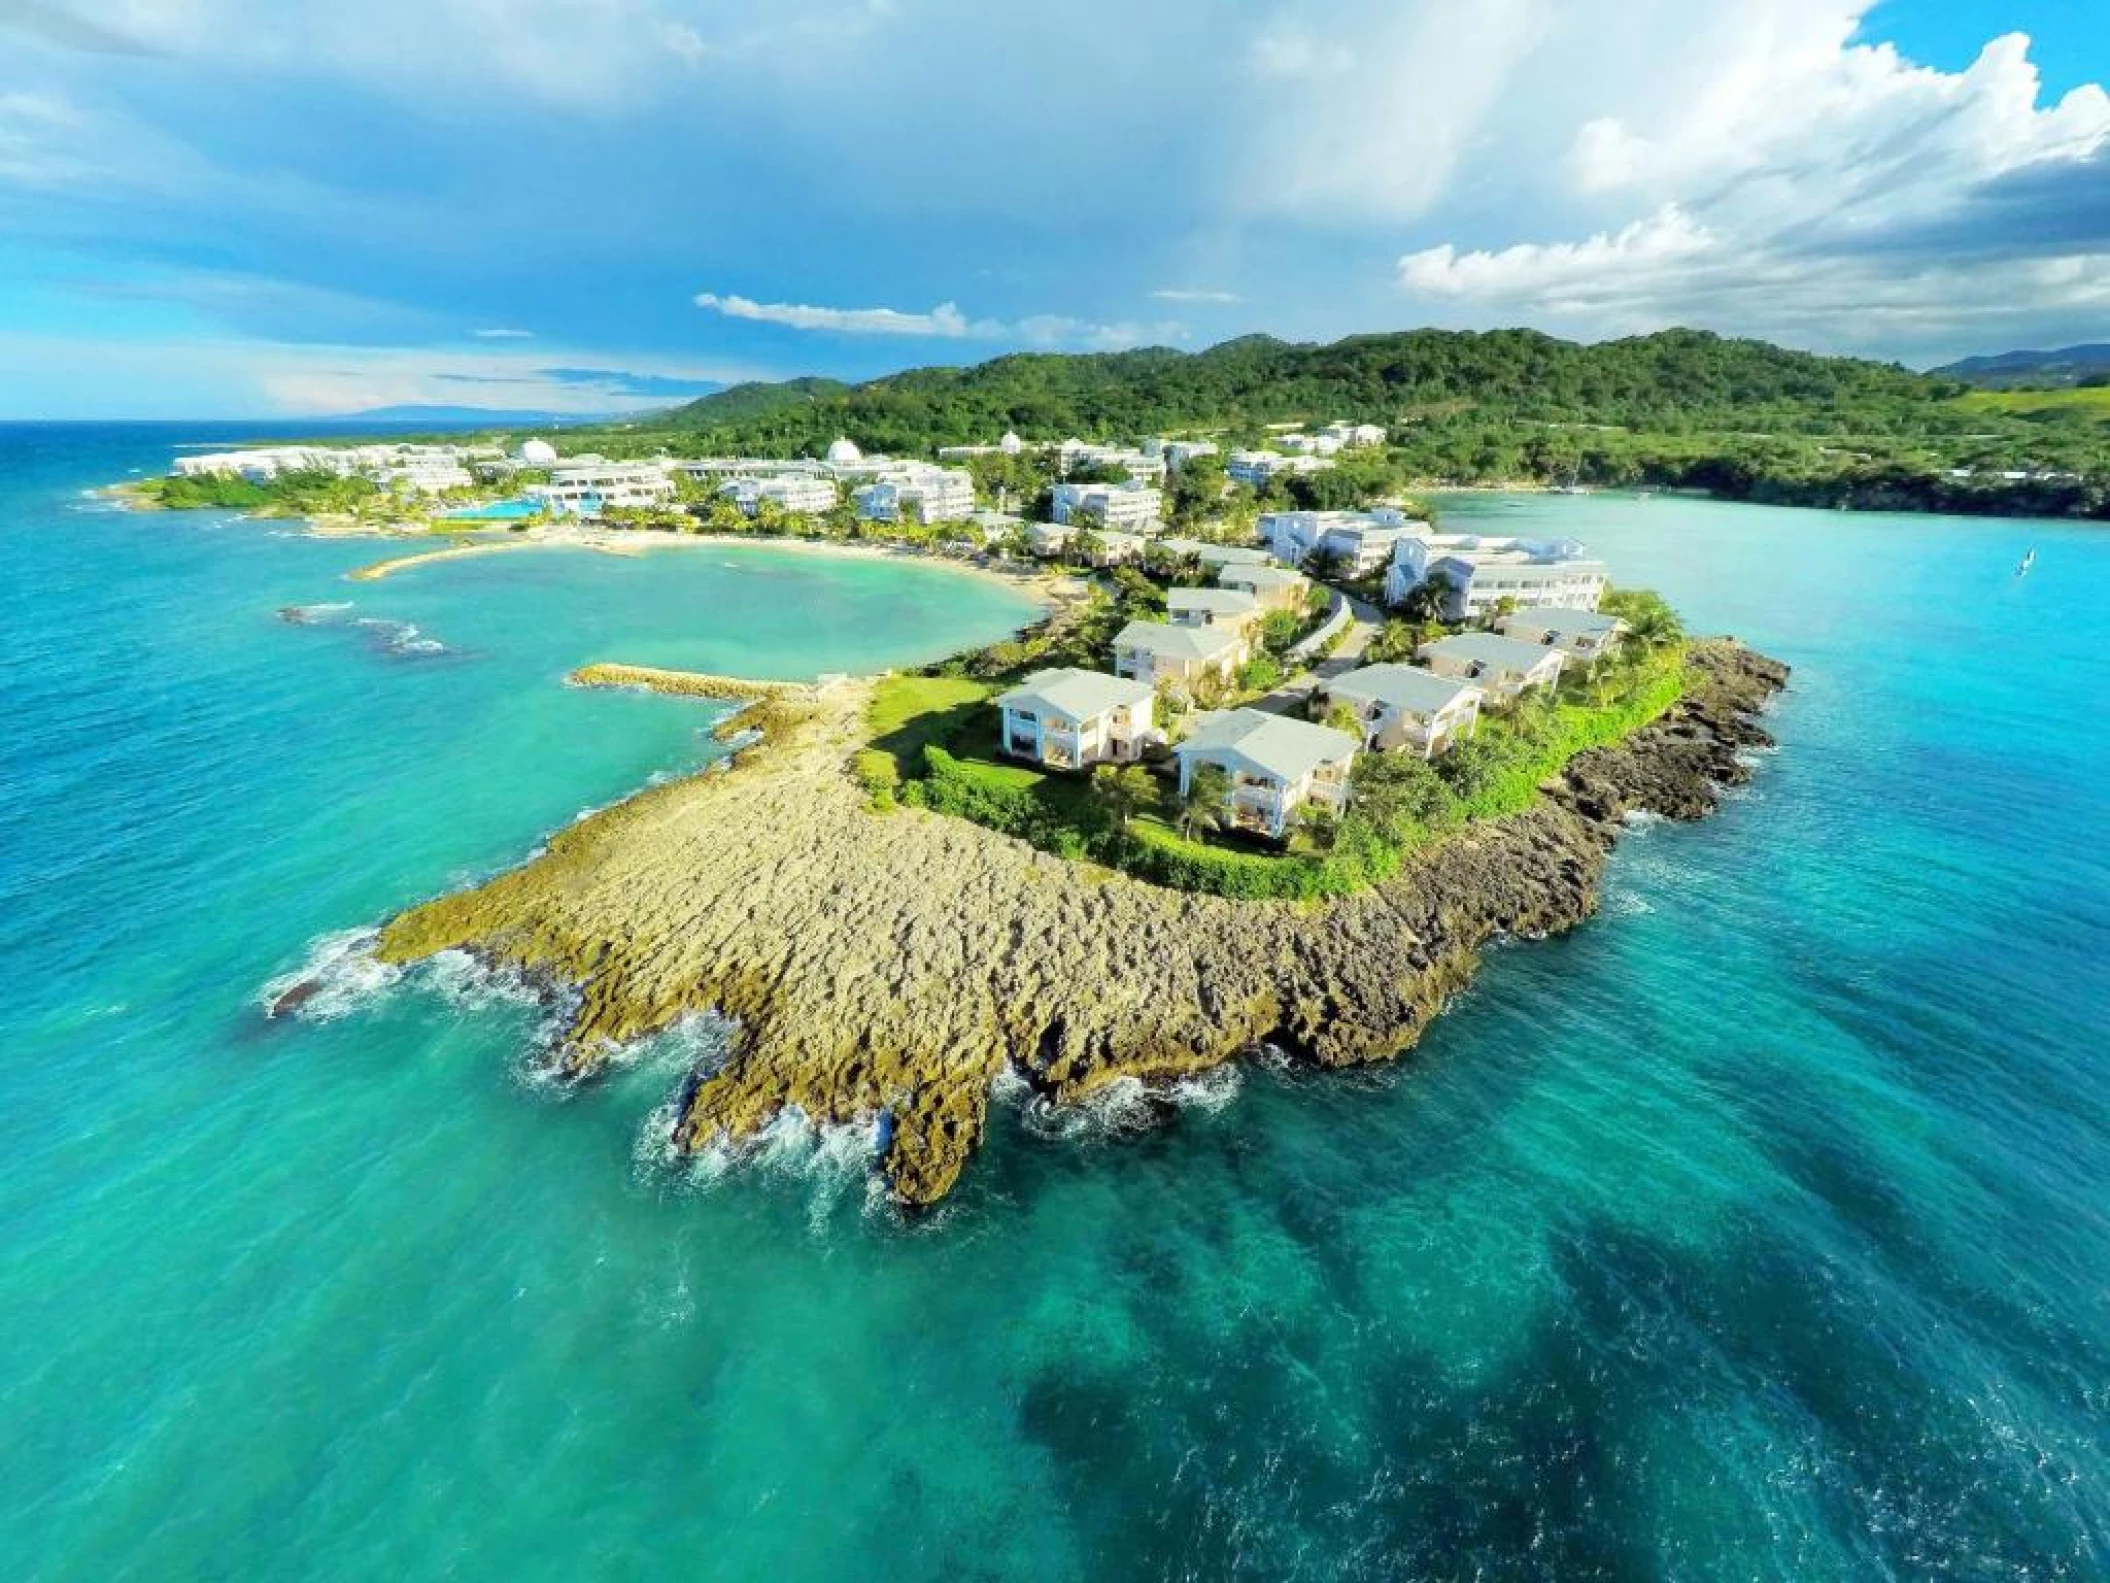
[2016,547,2037,577]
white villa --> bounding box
[1167,587,1262,635]
[1319,421,1387,449]
[1227,449,1334,488]
[1318,664,1484,758]
[1216,562,1309,612]
[529,459,677,516]
[1262,509,1425,577]
[1051,481,1164,531]
[1112,620,1247,690]
[1497,607,1629,664]
[995,668,1159,771]
[1385,534,1606,619]
[719,474,838,517]
[1025,522,1078,557]
[1416,633,1567,705]
[1174,709,1359,841]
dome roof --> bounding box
[1000,431,1023,453]
[825,437,863,465]
[517,438,558,466]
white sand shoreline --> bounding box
[342,524,1074,605]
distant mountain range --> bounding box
[1931,345,2110,389]
[322,404,617,426]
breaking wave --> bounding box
[354,617,450,658]
[1011,1064,1245,1143]
[258,927,402,1021]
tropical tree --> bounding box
[1091,762,1154,832]
[1397,570,1455,625]
[1602,587,1684,651]
[1349,752,1455,840]
[1180,763,1234,841]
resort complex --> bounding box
[154,416,1652,858]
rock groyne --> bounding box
[375,642,1788,1206]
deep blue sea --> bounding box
[3,424,2106,1580]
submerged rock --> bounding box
[376,641,1789,1207]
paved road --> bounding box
[1256,587,1386,715]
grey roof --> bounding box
[1113,620,1244,663]
[1326,664,1483,716]
[1217,564,1305,593]
[1195,543,1272,567]
[1168,587,1260,619]
[1176,708,1358,784]
[996,667,1154,721]
[1501,606,1626,635]
[1418,632,1565,671]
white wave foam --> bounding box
[283,600,354,623]
[1605,887,1656,917]
[650,1101,886,1230]
[1622,808,1667,828]
[258,927,402,1021]
[1013,1064,1245,1144]
[354,616,450,657]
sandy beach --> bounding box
[342,523,1078,605]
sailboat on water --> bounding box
[2016,547,2037,577]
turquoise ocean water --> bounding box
[3,424,2106,1579]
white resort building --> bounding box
[1384,534,1606,619]
[1051,482,1164,532]
[719,474,839,517]
[1056,439,1166,482]
[1497,607,1629,664]
[1261,509,1425,577]
[853,465,978,524]
[1227,450,1334,488]
[938,431,1027,461]
[1317,664,1484,758]
[1416,633,1567,705]
[1174,709,1359,841]
[528,459,677,516]
[995,668,1159,771]
[1111,620,1246,691]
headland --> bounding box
[370,640,1787,1207]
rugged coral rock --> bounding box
[376,642,1788,1206]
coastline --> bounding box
[341,525,1076,605]
[368,640,1789,1208]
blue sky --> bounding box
[2,0,2106,418]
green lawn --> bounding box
[860,674,994,788]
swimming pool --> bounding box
[440,498,540,522]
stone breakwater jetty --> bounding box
[374,642,1789,1207]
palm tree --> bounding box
[1092,763,1154,832]
[1180,764,1234,841]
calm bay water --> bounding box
[3,426,2106,1580]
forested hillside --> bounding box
[664,328,1964,453]
[590,326,2110,519]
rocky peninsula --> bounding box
[368,640,1788,1207]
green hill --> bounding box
[657,328,1963,453]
